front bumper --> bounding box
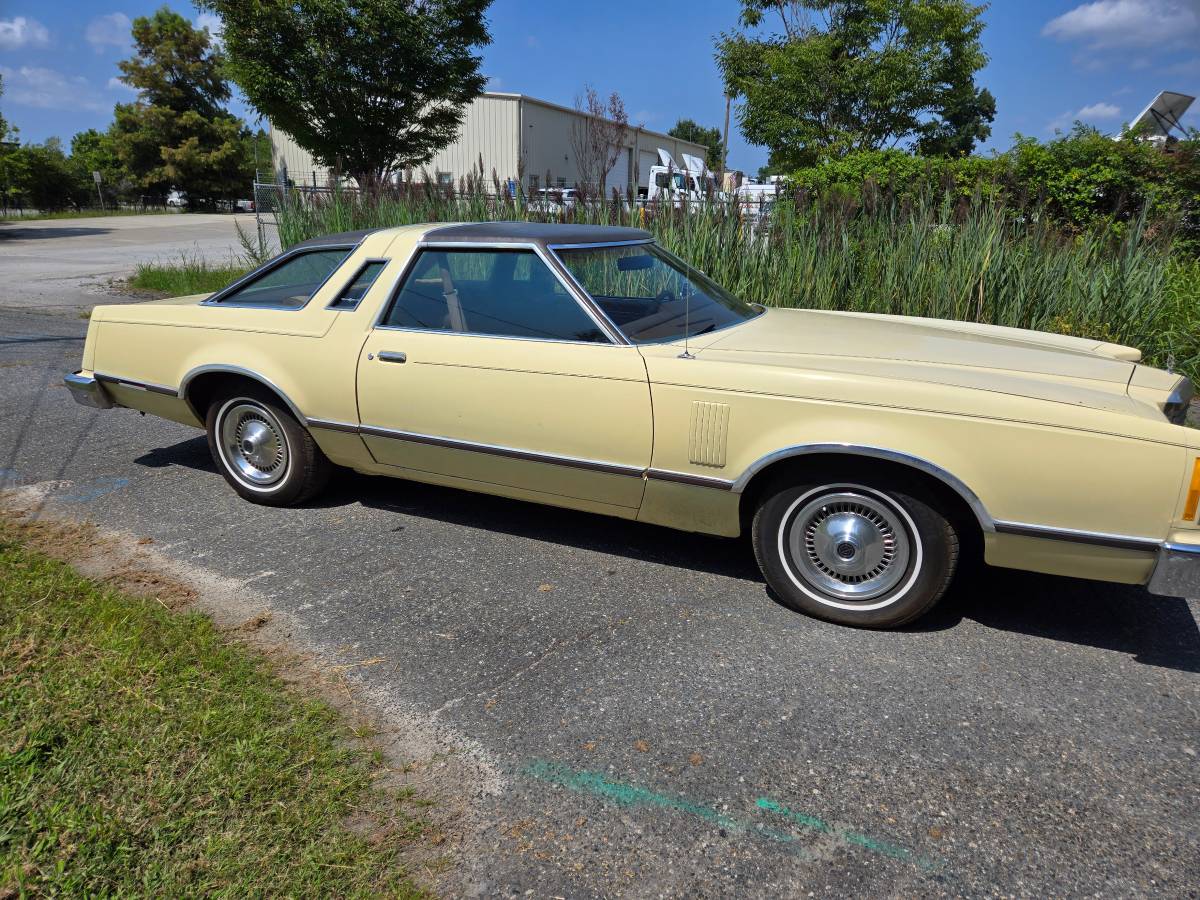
[64,372,115,410]
[1147,542,1200,598]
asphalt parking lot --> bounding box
[0,212,263,312]
[1,217,1198,896]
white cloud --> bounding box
[194,12,223,46]
[106,76,136,93]
[0,65,107,112]
[1077,101,1122,118]
[0,16,50,50]
[1047,101,1126,132]
[85,12,132,53]
[1043,0,1200,49]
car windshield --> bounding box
[555,242,763,344]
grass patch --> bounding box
[0,208,179,222]
[0,533,432,896]
[128,256,251,297]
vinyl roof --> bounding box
[425,221,652,246]
[289,221,654,251]
[290,229,376,249]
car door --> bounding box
[356,245,652,510]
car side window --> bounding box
[330,260,387,310]
[215,249,348,309]
[381,249,608,343]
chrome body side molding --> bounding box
[993,520,1161,553]
[728,443,996,532]
[309,419,645,479]
[94,372,178,396]
[645,468,735,490]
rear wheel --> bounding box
[205,384,330,506]
[752,477,958,628]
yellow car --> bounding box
[66,222,1200,628]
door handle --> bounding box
[377,351,407,364]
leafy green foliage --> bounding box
[110,7,253,202]
[717,0,994,166]
[199,0,492,187]
[0,139,97,211]
[668,119,726,170]
[0,532,432,896]
[787,127,1200,251]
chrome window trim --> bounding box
[326,257,390,311]
[729,443,997,532]
[545,239,656,251]
[993,520,1161,553]
[372,240,628,345]
[201,244,357,310]
[177,364,308,424]
[371,323,627,347]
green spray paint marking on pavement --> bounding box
[522,760,809,854]
[756,797,941,872]
[521,760,942,873]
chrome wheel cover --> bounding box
[783,489,913,603]
[218,400,289,488]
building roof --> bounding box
[425,222,652,246]
[480,92,707,151]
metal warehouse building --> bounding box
[269,91,708,193]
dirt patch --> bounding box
[0,492,505,894]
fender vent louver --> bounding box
[688,401,730,468]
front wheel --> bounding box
[205,385,331,506]
[752,478,958,628]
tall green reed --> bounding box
[270,171,1197,381]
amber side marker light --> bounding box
[1185,459,1200,521]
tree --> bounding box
[0,73,9,143]
[14,139,84,211]
[110,7,253,203]
[569,86,629,194]
[69,129,131,205]
[668,119,725,171]
[717,0,995,168]
[199,0,492,188]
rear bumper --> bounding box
[64,371,115,410]
[1146,542,1200,599]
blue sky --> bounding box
[1,0,1197,172]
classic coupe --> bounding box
[67,222,1200,628]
